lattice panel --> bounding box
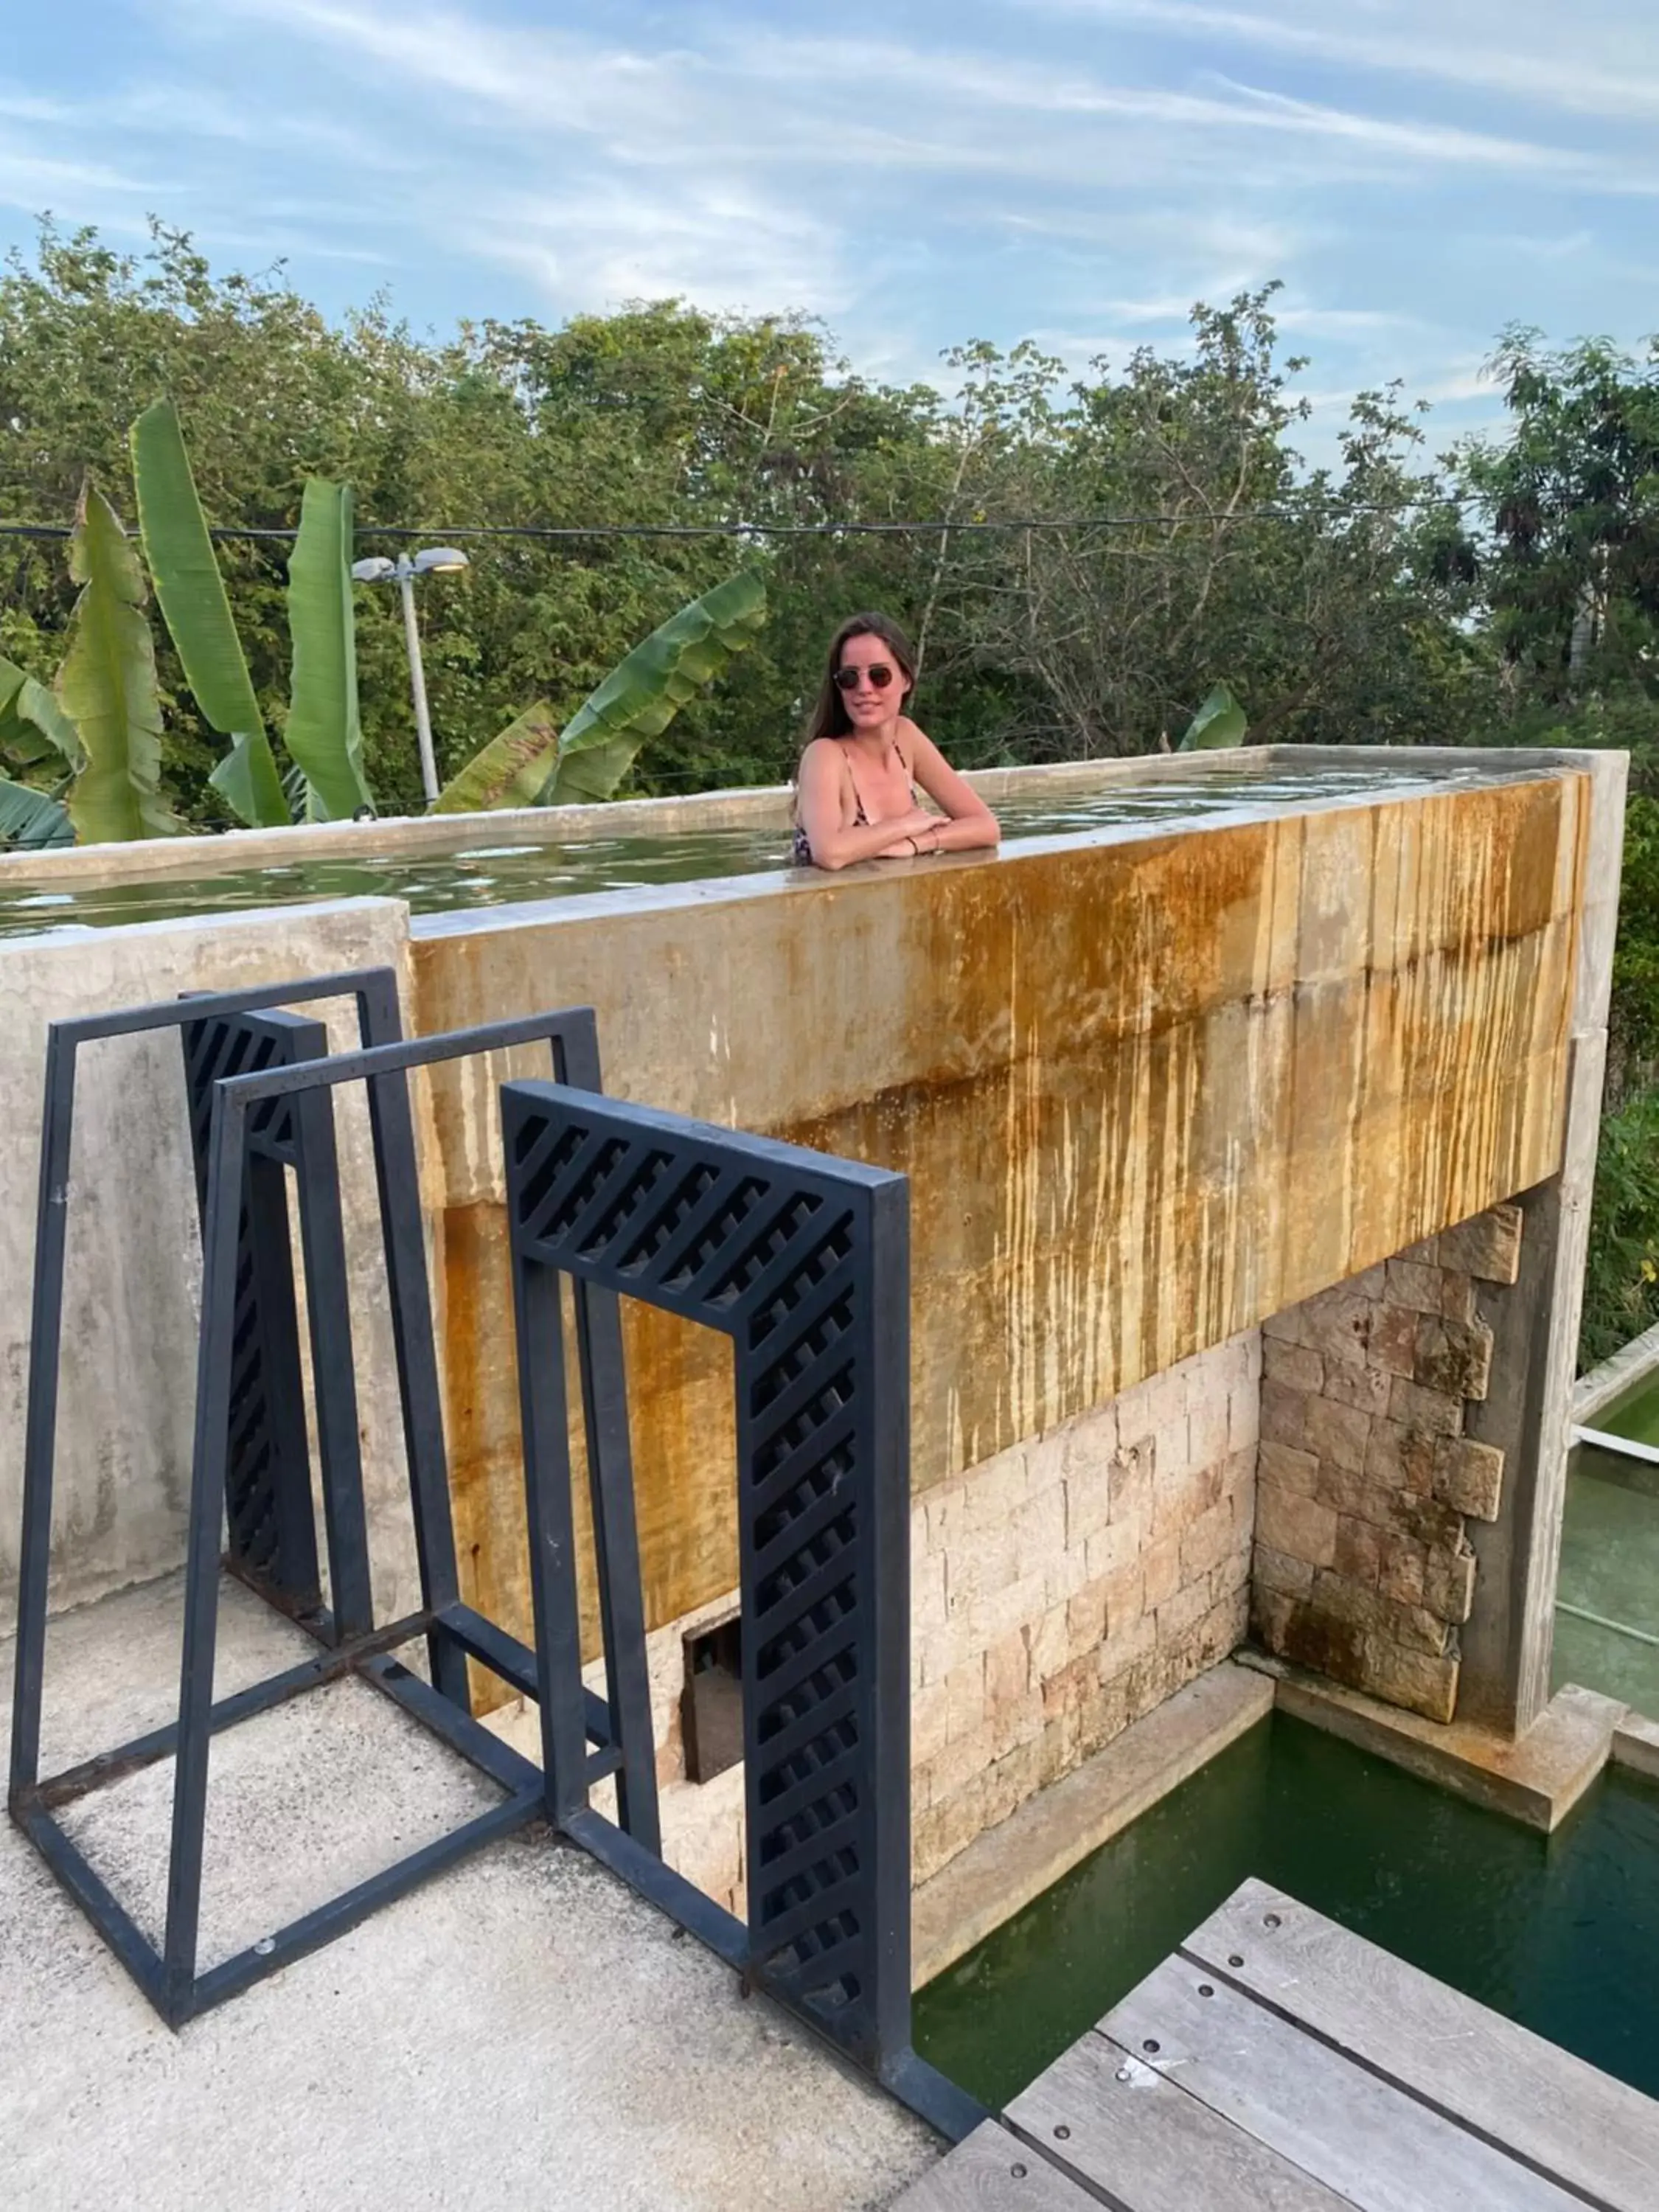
[181,1009,321,1605]
[504,1082,910,2064]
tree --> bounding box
[915,291,1489,759]
[1458,332,1659,715]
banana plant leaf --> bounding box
[431,702,559,814]
[1178,683,1248,750]
[545,567,767,804]
[131,399,288,827]
[285,479,372,821]
[59,480,177,843]
[0,654,81,771]
[434,569,768,815]
[0,773,73,849]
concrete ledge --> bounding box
[910,1662,1273,1989]
[1612,1711,1659,1784]
[1240,1650,1625,1832]
[1575,1316,1659,1430]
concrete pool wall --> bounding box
[0,745,1624,1914]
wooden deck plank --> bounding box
[887,2122,1102,2211]
[1006,2030,1357,2211]
[1181,1878,1659,2212]
[1106,1955,1583,2212]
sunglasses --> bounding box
[834,663,897,693]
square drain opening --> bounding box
[682,1615,742,1784]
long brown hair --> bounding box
[801,611,917,747]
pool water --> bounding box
[1588,1374,1659,1450]
[0,759,1530,940]
[914,1712,1659,2112]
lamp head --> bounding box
[414,546,470,576]
[350,555,397,584]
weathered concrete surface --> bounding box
[412,765,1593,1645]
[1613,1711,1659,1778]
[1462,748,1627,1733]
[1574,1313,1659,1430]
[1242,1650,1625,1830]
[911,1661,1273,1988]
[0,900,422,1635]
[0,1575,936,2212]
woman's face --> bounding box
[836,630,910,730]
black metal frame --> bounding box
[8,990,656,2027]
[501,1078,981,2140]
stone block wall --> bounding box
[908,1331,1259,1885]
[1251,1206,1523,1723]
[494,1330,1262,1916]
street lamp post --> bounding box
[350,547,470,805]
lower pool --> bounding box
[1554,1444,1659,1712]
[914,1711,1659,2112]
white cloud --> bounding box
[472,178,848,319]
[1024,0,1659,123]
[0,146,167,215]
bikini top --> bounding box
[792,740,922,866]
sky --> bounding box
[4,0,1658,456]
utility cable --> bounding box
[0,495,1478,545]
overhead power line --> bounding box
[0,495,1475,546]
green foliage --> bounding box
[58,479,175,843]
[548,569,768,803]
[131,399,288,827]
[15,223,1659,1365]
[1610,795,1659,1089]
[1178,684,1248,751]
[0,229,1492,814]
[1582,1087,1659,1370]
[0,654,80,772]
[285,479,371,821]
[0,776,72,849]
[434,702,560,814]
[436,570,767,810]
[1457,333,1659,711]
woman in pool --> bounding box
[793,613,1001,870]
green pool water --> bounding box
[914,1712,1659,2112]
[1555,1444,1659,1713]
[1589,1375,1659,1450]
[0,759,1528,940]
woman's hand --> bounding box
[874,810,947,858]
[901,722,1001,855]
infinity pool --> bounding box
[0,758,1533,940]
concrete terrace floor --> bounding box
[0,1576,936,2212]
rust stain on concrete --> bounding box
[411,773,1588,1641]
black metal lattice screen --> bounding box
[501,1079,914,2076]
[181,1005,329,1611]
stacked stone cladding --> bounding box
[563,1330,1262,1913]
[902,1329,1259,1885]
[1251,1206,1523,1723]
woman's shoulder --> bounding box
[798,735,846,779]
